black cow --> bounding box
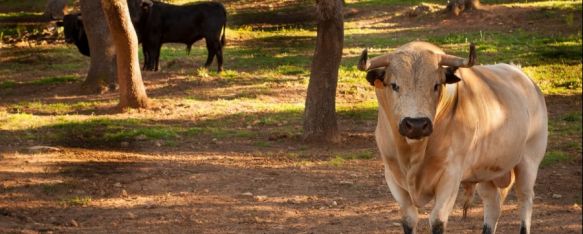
[129,0,227,72]
[56,14,90,56]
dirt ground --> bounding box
[1,1,582,233]
[0,100,581,234]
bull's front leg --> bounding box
[429,169,462,234]
[142,46,150,70]
[385,166,419,234]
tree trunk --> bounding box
[303,0,344,143]
[101,0,149,109]
[45,0,67,20]
[80,0,117,94]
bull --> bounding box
[128,0,227,72]
[358,41,548,234]
[56,13,90,56]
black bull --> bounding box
[57,0,227,72]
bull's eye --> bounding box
[390,83,399,92]
[434,84,440,92]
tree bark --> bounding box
[45,0,67,20]
[101,0,149,109]
[303,0,343,143]
[80,0,117,94]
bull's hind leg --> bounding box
[514,160,540,234]
[204,39,218,70]
[477,181,502,234]
[384,166,418,234]
[515,131,546,234]
[154,44,162,71]
[216,44,224,72]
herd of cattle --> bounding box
[56,1,549,234]
[57,0,227,72]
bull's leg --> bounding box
[216,45,224,72]
[142,47,149,70]
[429,173,461,234]
[204,39,218,69]
[384,166,418,234]
[514,160,539,234]
[143,44,156,71]
[154,44,162,71]
[477,181,502,234]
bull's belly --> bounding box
[461,151,523,183]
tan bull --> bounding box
[358,41,547,234]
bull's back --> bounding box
[155,2,226,43]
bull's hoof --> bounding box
[431,220,444,234]
[482,224,492,234]
[108,83,119,91]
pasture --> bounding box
[0,0,581,233]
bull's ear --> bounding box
[366,68,385,86]
[445,67,461,84]
[56,21,64,27]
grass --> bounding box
[0,75,80,90]
[0,80,16,89]
[60,196,92,207]
[0,0,580,165]
[541,150,571,167]
[328,149,376,166]
[29,75,79,85]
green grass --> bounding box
[541,150,571,167]
[186,127,257,139]
[0,80,16,89]
[30,75,79,85]
[0,75,79,90]
[563,112,582,122]
[60,196,92,207]
[45,118,180,147]
[0,0,580,167]
[327,149,376,166]
[0,11,42,18]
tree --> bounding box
[303,0,344,143]
[446,0,480,16]
[45,0,68,20]
[101,0,149,109]
[80,0,117,94]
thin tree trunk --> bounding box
[80,0,117,94]
[303,0,343,143]
[101,0,149,109]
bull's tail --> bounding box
[221,14,227,47]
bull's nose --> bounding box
[399,117,433,139]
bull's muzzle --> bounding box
[399,117,433,139]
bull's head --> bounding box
[359,42,476,141]
[57,14,83,44]
[127,0,153,24]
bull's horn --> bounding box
[438,43,476,68]
[357,48,391,71]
